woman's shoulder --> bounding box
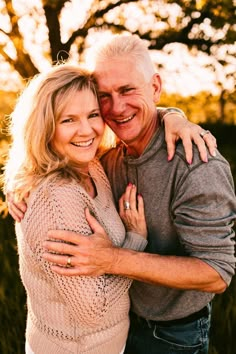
[28,175,78,205]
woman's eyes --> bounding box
[59,112,100,123]
[60,118,73,124]
[89,112,100,119]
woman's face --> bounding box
[51,89,104,172]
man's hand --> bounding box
[163,114,217,164]
[6,191,28,222]
[43,208,117,276]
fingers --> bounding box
[119,184,147,238]
[201,132,217,157]
[129,183,137,210]
[192,129,217,162]
[164,131,178,162]
[43,253,101,276]
[43,238,79,255]
[191,133,209,163]
[47,229,82,244]
[43,252,74,266]
[50,265,90,276]
[8,203,25,222]
[6,191,28,222]
[84,208,106,234]
[119,183,136,215]
[137,193,145,216]
[181,134,195,165]
[163,114,217,163]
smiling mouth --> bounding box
[115,114,135,124]
[71,139,94,147]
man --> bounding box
[10,35,236,354]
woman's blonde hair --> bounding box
[3,63,106,201]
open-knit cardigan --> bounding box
[16,158,147,354]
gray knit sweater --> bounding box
[101,125,236,321]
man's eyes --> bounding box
[121,87,134,94]
[98,88,134,98]
[98,93,109,100]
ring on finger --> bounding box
[66,256,72,268]
[124,201,130,210]
[200,130,210,138]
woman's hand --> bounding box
[6,191,28,222]
[163,113,217,164]
[119,183,147,239]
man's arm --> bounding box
[42,219,226,294]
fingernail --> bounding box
[128,182,132,186]
[187,159,192,165]
[167,156,171,162]
[212,151,216,157]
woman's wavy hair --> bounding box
[3,63,106,201]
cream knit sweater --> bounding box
[16,158,147,354]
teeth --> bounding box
[72,139,93,147]
[117,114,134,124]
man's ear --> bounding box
[152,74,162,103]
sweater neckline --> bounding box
[123,126,165,165]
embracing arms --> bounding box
[7,111,216,221]
[42,159,236,294]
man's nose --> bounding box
[111,95,125,115]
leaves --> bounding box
[0,0,235,81]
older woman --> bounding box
[3,63,148,354]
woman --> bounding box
[3,63,148,354]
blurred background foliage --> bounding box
[0,0,235,353]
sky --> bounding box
[0,0,235,96]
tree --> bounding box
[0,0,235,85]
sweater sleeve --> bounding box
[22,181,131,326]
[172,156,236,285]
[122,231,148,251]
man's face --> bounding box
[94,56,161,155]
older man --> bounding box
[10,35,236,354]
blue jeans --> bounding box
[124,305,211,354]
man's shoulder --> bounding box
[174,142,230,171]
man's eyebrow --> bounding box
[119,84,132,89]
[97,84,134,94]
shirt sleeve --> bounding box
[172,156,236,285]
[122,231,148,251]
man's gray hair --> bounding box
[93,34,156,82]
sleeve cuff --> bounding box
[157,107,186,126]
[122,231,148,251]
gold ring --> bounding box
[200,130,210,138]
[66,256,72,268]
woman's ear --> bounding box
[152,73,162,103]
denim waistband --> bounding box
[131,305,209,328]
